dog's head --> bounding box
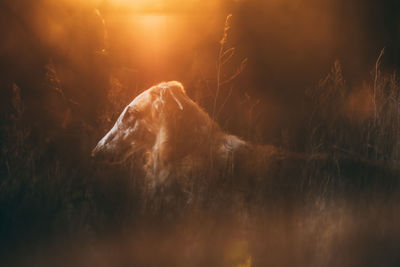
[91,81,187,163]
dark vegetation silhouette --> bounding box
[1,1,400,266]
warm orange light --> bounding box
[108,0,220,14]
[136,14,167,30]
[33,0,222,82]
[112,0,162,10]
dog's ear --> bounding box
[155,83,185,111]
[164,86,184,110]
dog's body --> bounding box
[92,81,397,192]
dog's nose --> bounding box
[91,146,101,159]
[92,145,112,162]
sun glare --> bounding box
[109,0,220,13]
[136,14,167,29]
[112,0,162,10]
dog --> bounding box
[92,81,398,193]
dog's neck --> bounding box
[146,128,250,182]
[143,97,255,185]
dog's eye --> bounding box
[127,108,142,118]
[132,108,142,116]
[121,108,139,123]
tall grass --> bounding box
[212,14,248,121]
[306,53,400,165]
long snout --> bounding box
[91,126,132,163]
[91,144,101,158]
[91,142,108,161]
[91,128,117,161]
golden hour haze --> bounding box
[1,1,400,266]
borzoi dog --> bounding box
[92,81,397,192]
[91,81,259,186]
